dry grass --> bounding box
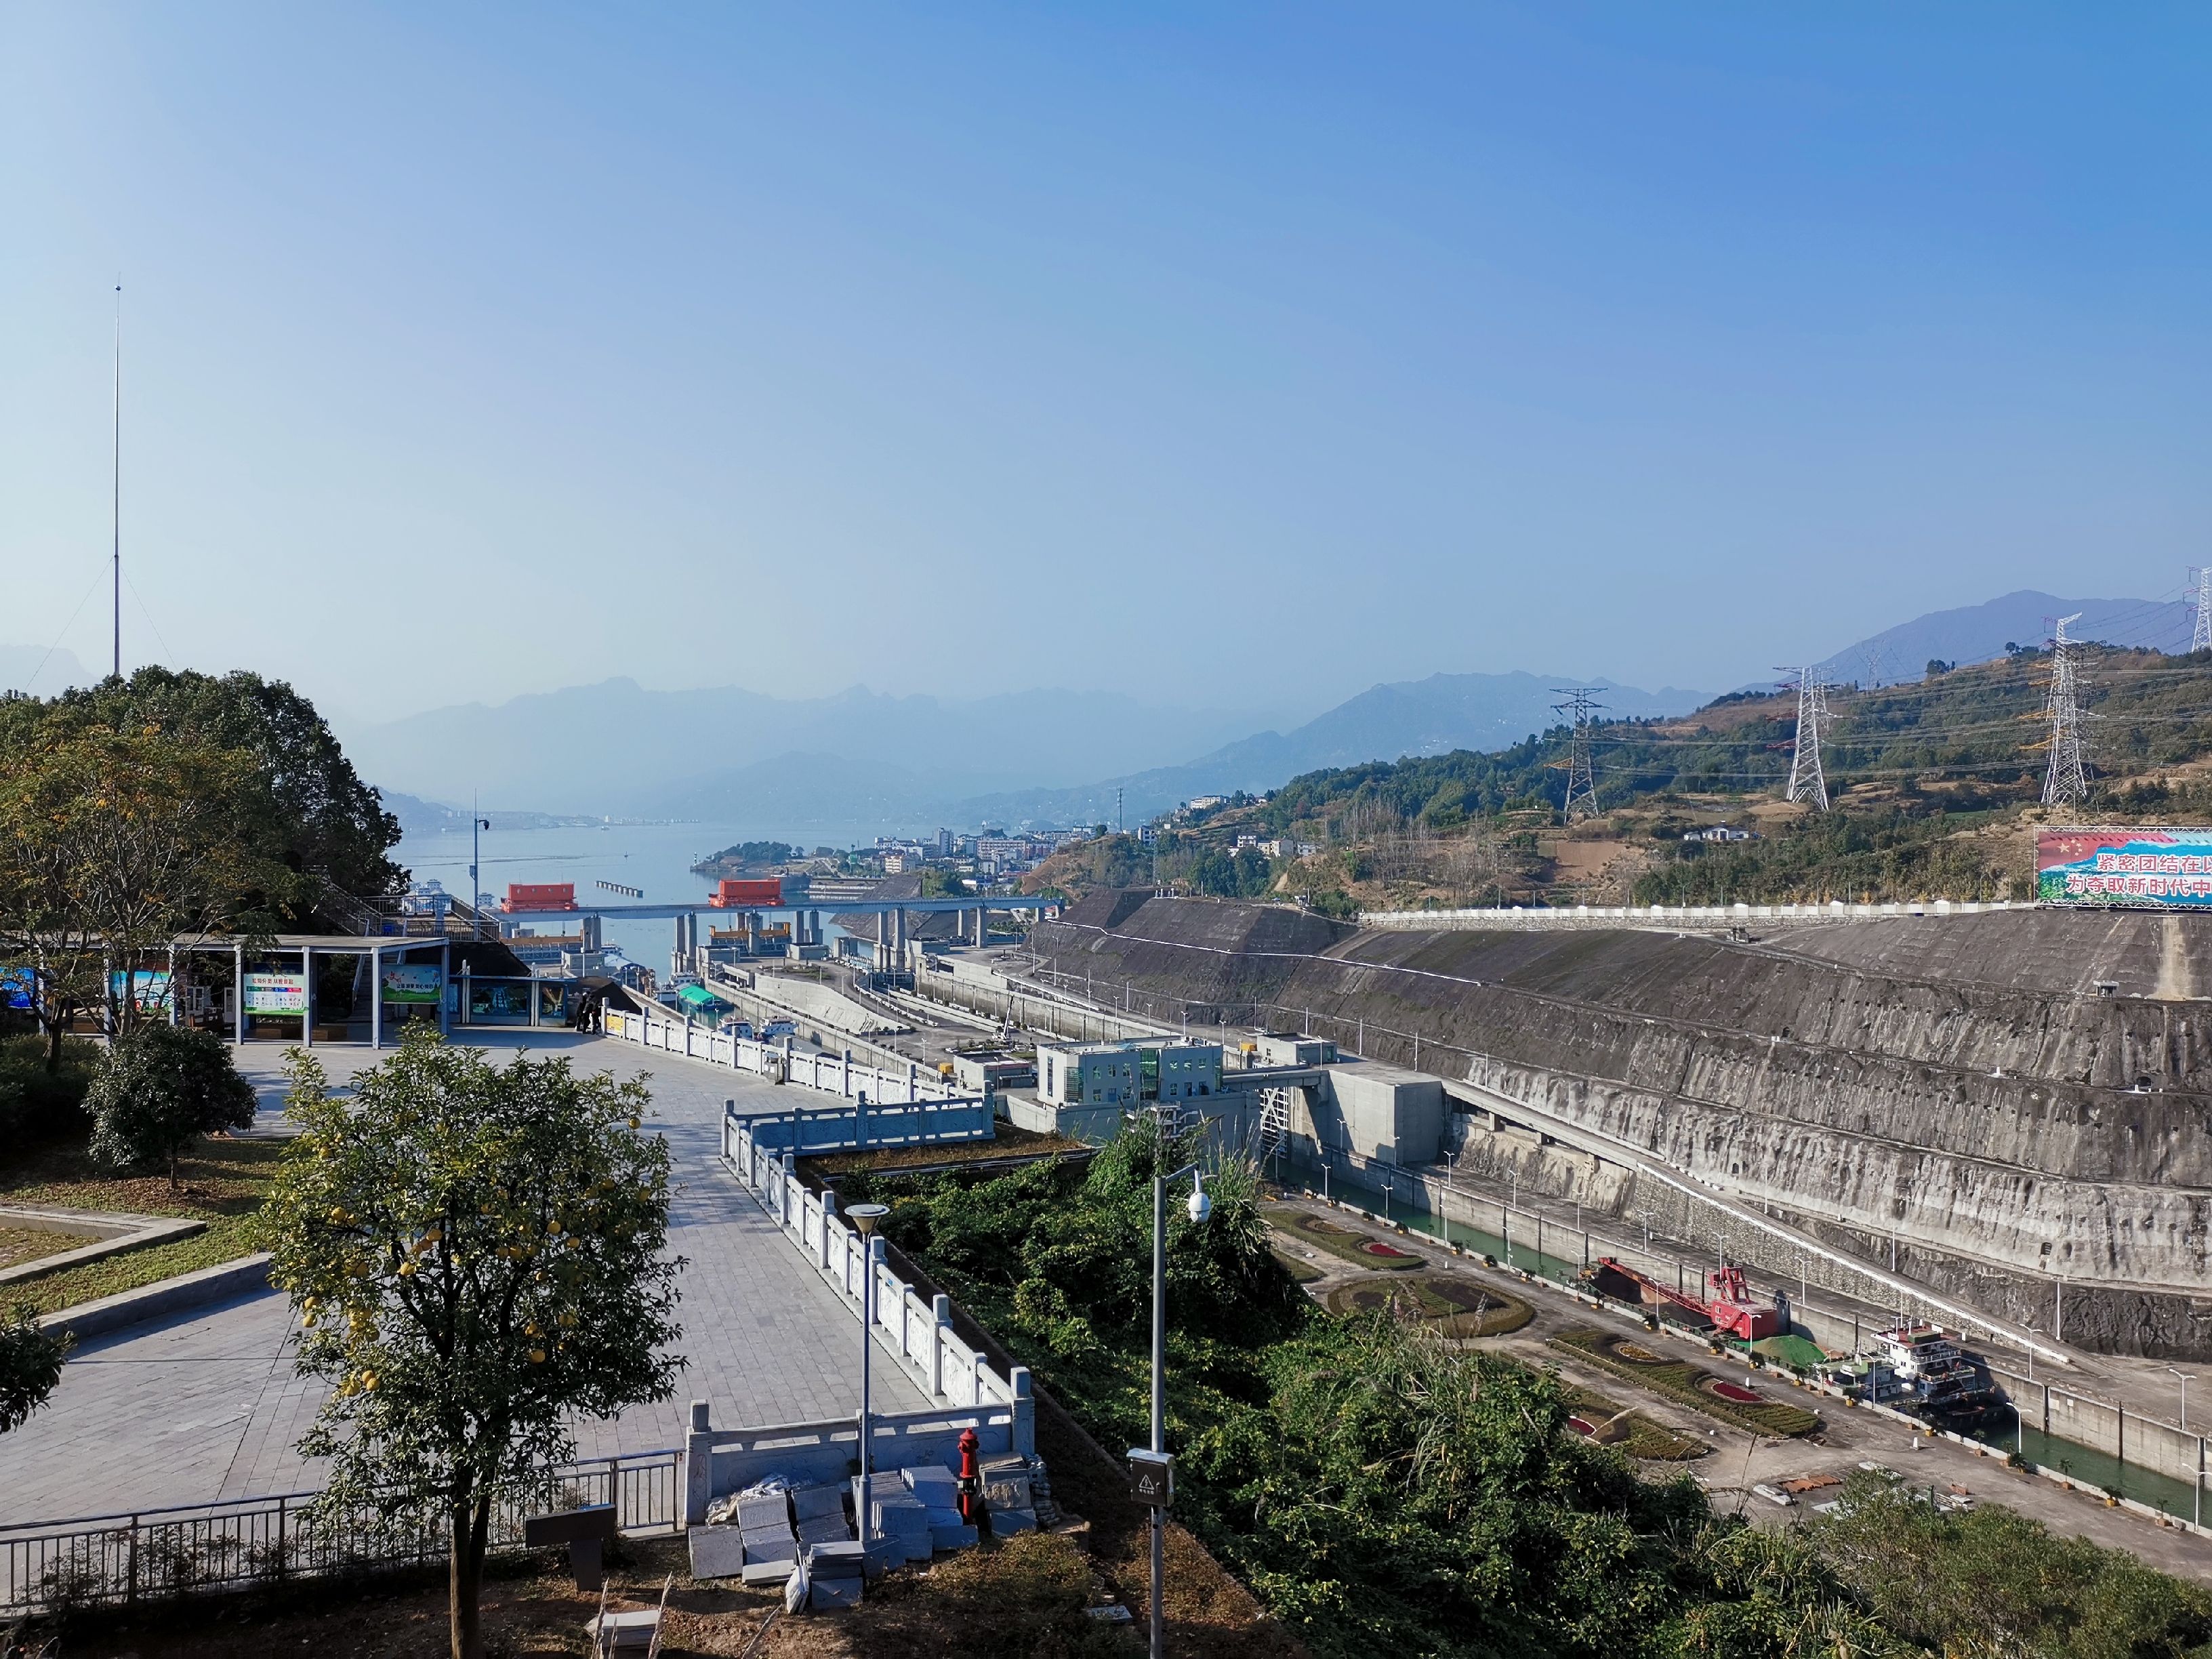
[0,1225,82,1272]
[39,1504,1277,1658]
[801,1122,1087,1179]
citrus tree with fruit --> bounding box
[260,1030,682,1659]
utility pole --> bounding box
[2041,613,2091,810]
[1551,687,1604,823]
[1779,665,1830,811]
[2193,567,2212,655]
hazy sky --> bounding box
[7,5,2209,731]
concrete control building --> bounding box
[1038,1039,1223,1108]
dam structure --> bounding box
[1020,891,2212,1361]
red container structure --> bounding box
[504,882,577,912]
[710,878,782,908]
[1584,1256,1781,1340]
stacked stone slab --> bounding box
[901,1462,977,1550]
[806,1539,867,1610]
[981,1456,1039,1535]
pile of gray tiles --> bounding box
[806,1539,867,1610]
[687,1490,803,1587]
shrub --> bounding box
[85,1024,257,1191]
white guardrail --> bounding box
[687,1128,1035,1521]
[1361,899,2023,931]
[604,1006,962,1105]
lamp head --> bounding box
[1186,1174,1211,1226]
[847,1203,890,1237]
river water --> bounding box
[393,819,880,970]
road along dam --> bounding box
[1025,893,2212,1360]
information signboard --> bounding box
[243,972,308,1014]
[108,969,173,1013]
[2037,827,2212,910]
[380,963,443,1004]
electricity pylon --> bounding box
[1778,667,1830,811]
[2193,567,2212,655]
[1551,687,1604,823]
[2042,613,2091,809]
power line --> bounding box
[1778,666,1830,811]
[2042,613,2091,810]
[1551,687,1604,821]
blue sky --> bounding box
[5,4,2209,730]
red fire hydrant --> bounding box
[956,1425,981,1525]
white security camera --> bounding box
[1187,1176,1211,1225]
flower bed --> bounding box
[1550,1326,1820,1438]
[1324,1273,1533,1336]
[1265,1206,1423,1271]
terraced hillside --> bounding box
[1033,893,2212,1357]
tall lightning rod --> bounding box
[112,281,122,681]
[2192,567,2212,655]
[2042,613,2091,809]
[1779,666,1830,811]
[1551,687,1605,822]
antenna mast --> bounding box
[2041,613,2091,810]
[112,281,121,680]
[1780,666,1830,811]
[1551,687,1604,823]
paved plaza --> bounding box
[0,1031,924,1524]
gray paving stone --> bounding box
[0,1032,928,1523]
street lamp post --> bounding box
[847,1204,891,1505]
[1148,1157,1210,1659]
[2169,1366,2191,1434]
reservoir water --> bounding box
[394,819,882,969]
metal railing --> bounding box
[0,1449,678,1617]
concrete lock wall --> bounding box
[1028,899,2212,1359]
[687,1123,1035,1523]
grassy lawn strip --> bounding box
[1550,1325,1820,1438]
[1272,1248,1326,1285]
[1265,1205,1423,1271]
[0,1136,281,1315]
[1324,1273,1533,1336]
[1553,1379,1711,1461]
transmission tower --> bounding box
[1551,687,1604,822]
[2041,613,2091,810]
[2192,567,2212,655]
[1778,666,1830,811]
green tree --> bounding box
[0,1304,70,1435]
[0,721,287,1042]
[1,667,403,920]
[259,1033,683,1659]
[86,1023,259,1191]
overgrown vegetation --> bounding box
[840,1137,2211,1657]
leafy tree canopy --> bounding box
[2,667,403,915]
[0,1304,70,1436]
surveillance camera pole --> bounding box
[1151,1136,1208,1659]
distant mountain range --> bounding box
[0,644,86,697]
[340,680,1275,826]
[1811,590,2192,688]
[951,672,1715,827]
[295,584,2212,838]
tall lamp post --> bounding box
[1143,1155,1210,1659]
[847,1204,891,1499]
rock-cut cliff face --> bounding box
[1032,896,2212,1357]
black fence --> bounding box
[0,1449,679,1617]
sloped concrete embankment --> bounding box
[1034,897,2212,1358]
